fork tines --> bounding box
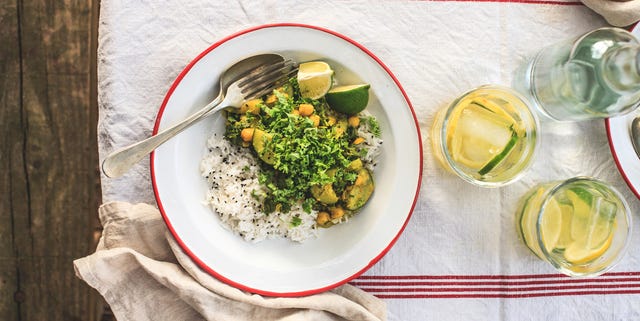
[240,59,299,100]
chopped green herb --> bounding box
[291,216,302,227]
[364,116,381,137]
[302,198,315,213]
[224,68,381,224]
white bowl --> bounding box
[151,23,423,296]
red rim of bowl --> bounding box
[150,23,424,297]
[605,22,640,200]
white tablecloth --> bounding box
[97,1,640,319]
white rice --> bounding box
[200,133,319,242]
[357,110,384,171]
[200,114,383,243]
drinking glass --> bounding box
[515,177,632,277]
[431,85,539,187]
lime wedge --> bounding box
[568,186,593,206]
[326,84,370,114]
[297,61,334,99]
[470,97,514,121]
[478,132,518,175]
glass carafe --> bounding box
[516,27,640,121]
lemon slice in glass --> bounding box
[564,234,613,264]
[563,195,616,264]
[567,189,592,240]
[297,61,334,99]
[540,197,563,253]
[554,203,574,250]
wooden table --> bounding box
[0,1,107,320]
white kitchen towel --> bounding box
[74,202,386,321]
[582,0,640,26]
[94,1,640,320]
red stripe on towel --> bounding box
[352,272,640,299]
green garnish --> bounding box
[291,216,302,227]
[302,198,315,214]
[364,116,381,138]
[225,72,380,218]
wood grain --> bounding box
[0,0,103,320]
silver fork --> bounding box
[102,59,298,178]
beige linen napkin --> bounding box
[73,202,386,321]
[582,0,640,26]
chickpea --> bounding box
[265,94,277,105]
[240,99,262,114]
[327,116,337,126]
[309,114,321,127]
[329,206,345,220]
[291,109,300,116]
[353,137,365,145]
[348,116,360,127]
[298,103,315,116]
[240,128,255,142]
[316,211,330,225]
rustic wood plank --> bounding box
[0,0,103,320]
[0,1,24,320]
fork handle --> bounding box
[102,95,225,178]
